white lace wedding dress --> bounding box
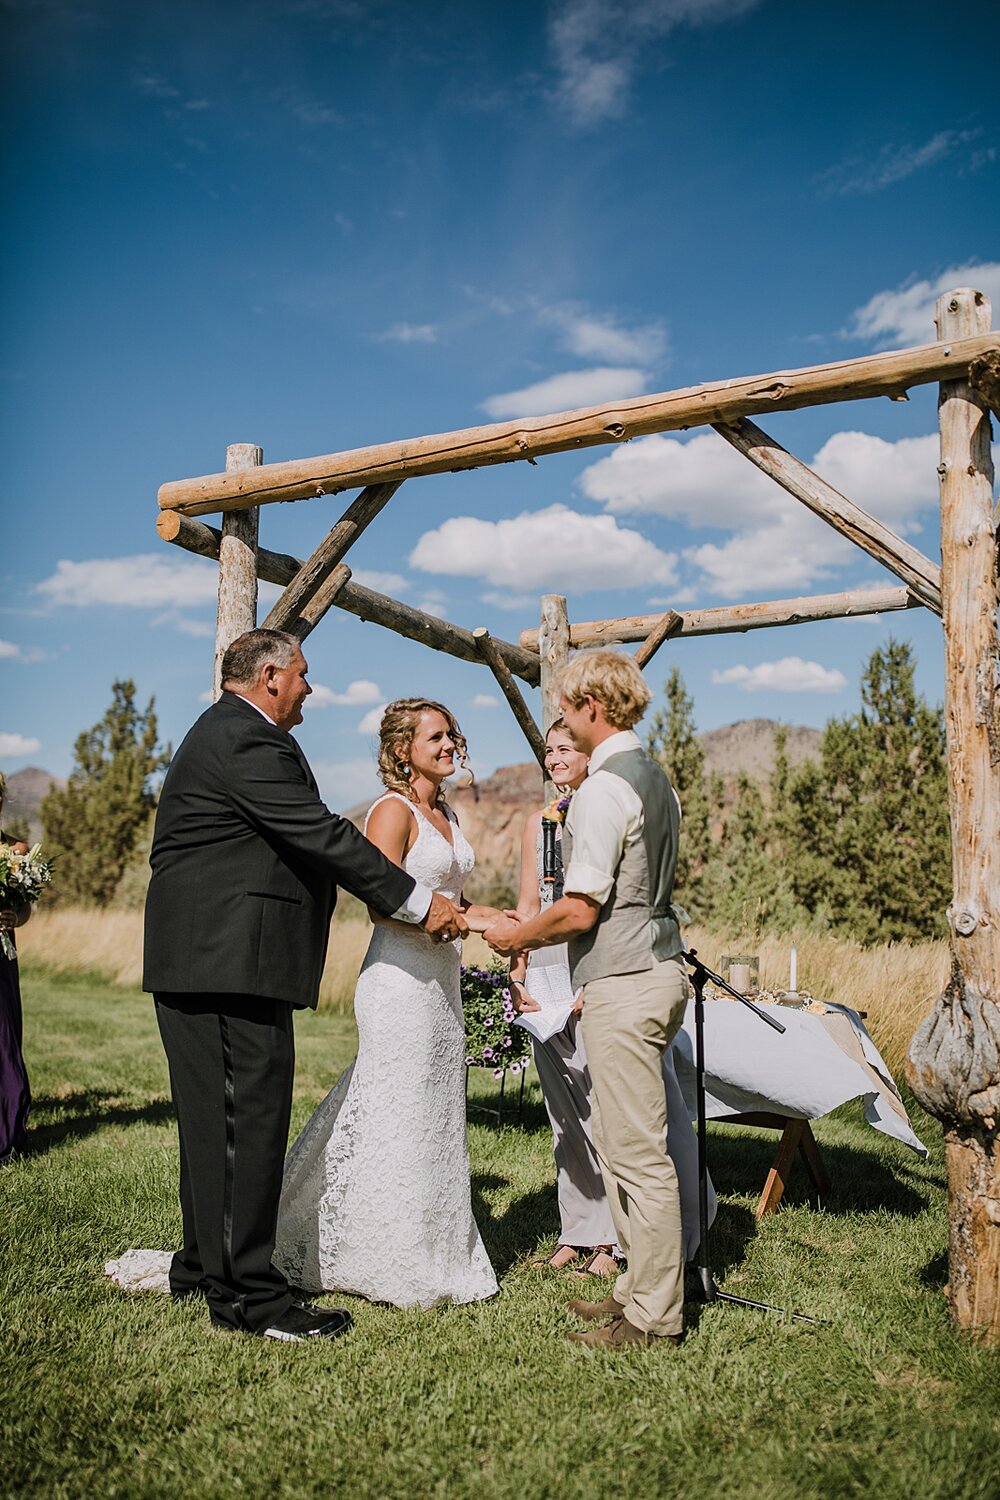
[271,793,498,1309]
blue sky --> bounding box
[2,0,998,807]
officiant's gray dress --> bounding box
[526,825,712,1260]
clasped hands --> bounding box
[421,892,469,944]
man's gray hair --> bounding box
[221,628,300,689]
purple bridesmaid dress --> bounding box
[0,939,30,1161]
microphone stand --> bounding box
[682,947,823,1326]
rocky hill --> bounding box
[699,719,821,782]
[1,766,64,842]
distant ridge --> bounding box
[1,765,64,842]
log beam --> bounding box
[157,333,1000,517]
[634,610,683,670]
[713,418,942,615]
[262,481,401,632]
[906,288,1000,1345]
[157,510,540,685]
[472,628,547,771]
[519,585,922,652]
[213,444,260,699]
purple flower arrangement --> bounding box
[460,962,532,1080]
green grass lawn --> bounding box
[2,969,998,1500]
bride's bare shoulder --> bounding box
[365,793,418,854]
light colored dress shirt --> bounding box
[562,730,646,905]
[231,692,432,925]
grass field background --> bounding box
[3,933,998,1500]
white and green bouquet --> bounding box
[0,842,54,959]
[461,962,532,1079]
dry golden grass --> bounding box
[19,909,947,1076]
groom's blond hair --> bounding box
[556,650,651,730]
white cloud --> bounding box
[308,680,383,708]
[581,430,777,526]
[38,554,219,609]
[480,366,648,420]
[376,322,438,343]
[578,427,942,598]
[310,756,383,811]
[0,732,41,756]
[548,0,761,127]
[684,521,853,599]
[0,640,20,658]
[472,693,500,708]
[809,431,938,533]
[151,611,215,638]
[848,261,1000,346]
[410,503,678,593]
[711,658,848,694]
[816,129,988,196]
[540,304,666,365]
[351,569,410,596]
[357,704,388,735]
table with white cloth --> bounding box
[669,998,927,1218]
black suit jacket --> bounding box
[142,693,416,1008]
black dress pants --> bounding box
[155,993,296,1331]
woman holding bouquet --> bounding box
[0,773,31,1164]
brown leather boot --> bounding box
[566,1314,682,1349]
[565,1293,626,1323]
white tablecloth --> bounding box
[670,999,927,1159]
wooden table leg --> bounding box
[755,1118,806,1219]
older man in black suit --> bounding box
[144,628,466,1343]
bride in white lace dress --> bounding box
[272,698,502,1309]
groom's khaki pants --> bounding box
[580,955,689,1337]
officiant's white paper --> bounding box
[512,953,576,1045]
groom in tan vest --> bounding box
[485,650,688,1347]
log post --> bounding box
[906,288,1000,1343]
[213,444,261,699]
[538,595,570,797]
[472,628,548,771]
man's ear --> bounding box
[261,662,279,691]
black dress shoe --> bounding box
[258,1303,354,1342]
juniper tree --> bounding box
[41,681,170,906]
[646,666,711,917]
[786,639,949,942]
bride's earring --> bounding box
[400,762,411,780]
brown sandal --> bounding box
[571,1246,626,1279]
[531,1244,584,1271]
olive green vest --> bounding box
[567,747,681,986]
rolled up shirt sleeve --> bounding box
[563,775,643,905]
[392,882,433,925]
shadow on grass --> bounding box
[704,1126,928,1217]
[26,1090,175,1155]
[919,1249,949,1290]
[472,1175,565,1275]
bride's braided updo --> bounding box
[377,698,472,802]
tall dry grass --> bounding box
[18,909,948,1076]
